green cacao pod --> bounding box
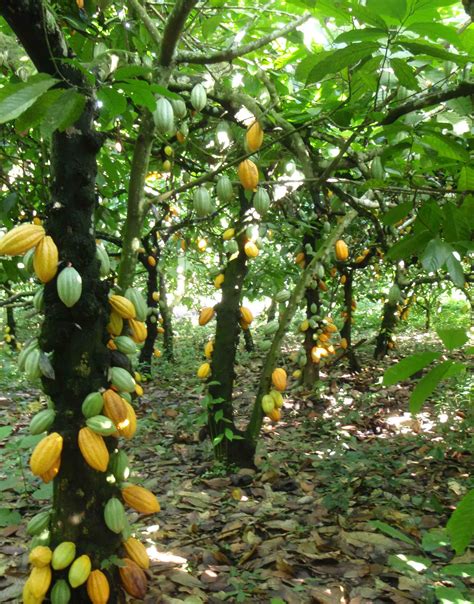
[315,263,325,279]
[216,175,234,203]
[323,221,331,233]
[215,121,232,150]
[119,391,132,404]
[226,240,239,255]
[82,391,104,418]
[259,340,272,351]
[262,394,275,414]
[33,288,44,312]
[114,336,137,356]
[388,284,402,304]
[371,156,384,179]
[30,409,56,435]
[52,541,76,570]
[26,511,51,536]
[68,554,91,588]
[96,243,110,278]
[262,320,279,335]
[104,497,126,534]
[253,188,270,216]
[193,186,212,217]
[124,288,147,322]
[18,339,39,372]
[190,83,207,112]
[109,450,130,482]
[153,97,174,134]
[50,579,71,604]
[109,367,135,393]
[57,266,82,308]
[171,98,187,119]
[30,530,51,549]
[23,247,35,273]
[25,348,42,380]
[275,290,291,303]
[86,415,117,436]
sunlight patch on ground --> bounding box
[146,544,187,566]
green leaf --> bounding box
[421,239,453,272]
[445,254,465,288]
[40,90,86,138]
[307,42,380,83]
[437,328,468,351]
[447,489,474,555]
[457,166,474,192]
[381,201,413,225]
[334,29,387,44]
[423,134,469,162]
[97,87,127,120]
[113,65,153,81]
[367,0,407,21]
[0,509,22,527]
[0,426,13,440]
[212,434,224,446]
[224,428,234,441]
[390,58,420,91]
[388,553,432,573]
[370,520,417,545]
[383,352,440,386]
[0,74,57,124]
[386,229,432,261]
[441,564,474,578]
[409,360,465,413]
[398,40,469,64]
[442,202,472,243]
[405,22,461,46]
[15,89,64,132]
[434,586,471,604]
[116,80,156,111]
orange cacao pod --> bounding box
[78,427,109,472]
[271,368,287,392]
[237,159,259,190]
[103,389,128,424]
[123,537,149,569]
[128,318,147,343]
[86,569,110,604]
[335,239,349,261]
[119,558,147,599]
[109,295,136,319]
[198,307,215,326]
[122,485,160,514]
[246,121,263,152]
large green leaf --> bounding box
[409,360,465,413]
[423,134,469,162]
[381,201,413,226]
[437,328,468,351]
[306,42,380,84]
[0,74,57,124]
[390,58,420,91]
[40,89,86,138]
[15,89,64,132]
[421,238,453,272]
[383,352,440,386]
[367,0,407,21]
[457,166,474,192]
[434,586,471,604]
[447,490,474,555]
[405,22,461,46]
[398,39,469,64]
[445,254,465,288]
[386,229,432,261]
[370,520,417,546]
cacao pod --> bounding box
[190,83,207,112]
[213,273,224,289]
[240,307,253,324]
[114,336,137,356]
[238,159,258,190]
[152,291,160,302]
[86,415,117,436]
[33,236,58,283]
[118,401,137,439]
[268,408,281,422]
[292,369,302,379]
[388,284,402,304]
[271,368,287,392]
[226,240,239,255]
[0,223,45,256]
[340,274,347,284]
[52,542,76,570]
[29,546,52,568]
[109,367,136,393]
[82,392,104,418]
[119,558,147,599]
[335,239,349,261]
[215,121,233,150]
[68,554,91,588]
[216,176,234,203]
[40,455,61,483]
[30,409,56,435]
[104,497,126,534]
[124,288,147,322]
[25,348,42,380]
[107,311,123,336]
[269,390,283,408]
[253,188,270,216]
[198,307,215,326]
[103,389,128,424]
[246,121,263,152]
[262,320,278,335]
[295,252,305,265]
[30,432,63,476]
[153,97,175,134]
[29,565,52,598]
[204,340,214,359]
[244,241,259,258]
[171,98,187,119]
[27,511,51,536]
[193,186,212,217]
[261,395,275,415]
[57,266,82,308]
[275,290,290,303]
[96,243,110,278]
[122,484,160,514]
[299,319,309,332]
[222,227,235,241]
[33,288,44,312]
[86,570,110,604]
[123,537,149,569]
[128,318,147,343]
[371,156,384,179]
[109,295,136,319]
[109,450,130,482]
[78,427,109,472]
[50,579,71,604]
[147,255,156,267]
[24,247,35,272]
[197,362,211,379]
[22,580,41,604]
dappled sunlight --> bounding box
[146,544,187,566]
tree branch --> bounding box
[175,13,310,64]
[382,81,474,125]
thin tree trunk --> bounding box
[158,271,174,361]
[266,298,277,323]
[340,271,361,372]
[374,274,403,360]
[243,328,254,352]
[6,305,16,349]
[302,285,320,388]
[139,260,159,372]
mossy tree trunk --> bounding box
[340,270,361,372]
[374,274,403,360]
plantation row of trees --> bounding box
[0,0,472,601]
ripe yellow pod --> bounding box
[29,546,52,568]
[295,252,305,266]
[152,291,160,302]
[271,368,287,392]
[268,408,281,422]
[214,273,225,289]
[118,401,137,439]
[128,318,147,342]
[222,228,235,241]
[292,369,302,379]
[335,239,349,261]
[123,537,149,569]
[153,348,162,357]
[240,307,253,324]
[198,307,215,326]
[238,159,259,190]
[147,255,156,267]
[33,236,58,283]
[30,433,63,477]
[107,311,123,336]
[204,340,214,359]
[103,389,128,424]
[340,338,348,349]
[87,569,110,604]
[68,554,91,588]
[0,223,45,256]
[122,484,160,514]
[29,565,52,598]
[246,121,264,152]
[197,362,211,379]
[40,455,61,483]
[108,295,136,319]
[78,428,109,472]
[244,241,259,258]
[300,320,309,332]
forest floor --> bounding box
[0,333,472,603]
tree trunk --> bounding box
[302,285,320,388]
[158,271,174,361]
[243,328,254,352]
[6,305,16,349]
[374,275,402,360]
[266,298,277,323]
[138,261,159,372]
[340,271,361,372]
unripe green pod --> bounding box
[25,348,42,379]
[109,367,135,393]
[50,579,71,604]
[30,409,56,435]
[33,288,44,312]
[124,288,147,322]
[261,395,275,414]
[109,450,130,482]
[57,266,82,308]
[23,247,35,273]
[81,392,104,418]
[68,554,91,588]
[104,497,126,534]
[114,336,137,356]
[27,511,51,536]
[52,541,76,570]
[86,415,117,436]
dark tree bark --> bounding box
[374,274,404,361]
[266,298,277,323]
[243,328,255,352]
[158,271,174,361]
[302,285,320,387]
[139,261,159,372]
[6,306,16,348]
[340,270,361,372]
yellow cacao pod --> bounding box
[103,389,128,425]
[197,362,211,379]
[147,255,156,267]
[204,340,214,359]
[244,241,259,258]
[240,307,253,324]
[128,318,147,343]
[40,455,61,483]
[86,569,110,604]
[300,319,309,332]
[29,565,52,598]
[119,558,147,599]
[0,223,45,256]
[246,121,263,152]
[271,368,287,392]
[123,537,149,569]
[68,554,91,588]
[213,273,225,289]
[295,252,305,266]
[33,236,58,283]
[78,427,109,472]
[335,239,349,261]
[22,579,43,604]
[122,484,160,514]
[29,546,52,568]
[152,291,160,302]
[30,433,63,477]
[269,390,284,409]
[198,307,215,326]
[237,159,259,190]
[340,274,347,284]
[107,311,123,336]
[268,408,281,422]
[222,228,235,241]
[109,295,136,319]
[118,401,137,439]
